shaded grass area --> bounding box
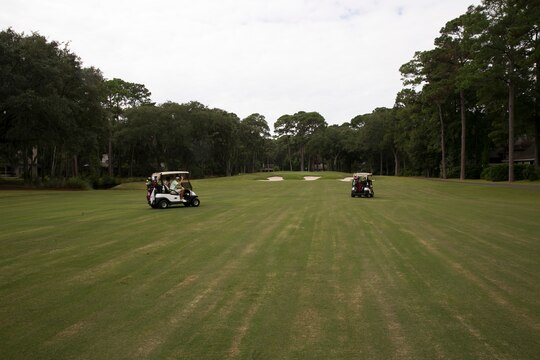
[1,176,539,359]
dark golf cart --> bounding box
[351,172,374,198]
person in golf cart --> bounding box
[360,175,372,189]
[352,174,359,192]
[163,176,171,191]
[353,174,365,193]
[351,172,374,197]
[359,175,366,189]
[170,175,185,200]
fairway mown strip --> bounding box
[1,176,539,359]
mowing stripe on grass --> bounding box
[1,175,539,359]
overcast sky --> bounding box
[2,0,480,128]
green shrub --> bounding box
[466,165,483,179]
[480,166,490,181]
[120,177,146,184]
[446,166,461,179]
[481,164,507,181]
[65,177,92,190]
[43,177,66,188]
[0,176,24,187]
[481,164,535,181]
[522,165,539,181]
[92,175,120,189]
[40,177,92,190]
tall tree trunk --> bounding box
[108,135,113,177]
[226,157,232,177]
[459,89,466,180]
[287,137,293,171]
[379,151,383,176]
[300,145,305,171]
[31,146,38,180]
[129,145,135,177]
[437,103,447,179]
[73,155,78,177]
[51,146,56,178]
[508,62,515,182]
[393,148,399,176]
[535,57,540,166]
[64,151,70,178]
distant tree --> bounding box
[0,28,106,181]
[477,0,534,181]
[394,90,421,175]
[274,111,326,171]
[121,105,169,175]
[274,114,295,171]
[295,111,327,171]
[307,124,353,172]
[67,67,108,178]
[209,109,240,176]
[400,49,454,178]
[103,78,152,176]
[435,9,484,180]
[523,0,540,165]
[362,109,396,175]
[240,113,270,172]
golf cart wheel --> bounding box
[191,198,200,207]
[158,200,169,209]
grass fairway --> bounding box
[1,174,539,359]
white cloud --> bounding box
[2,0,481,128]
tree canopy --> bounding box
[1,1,539,182]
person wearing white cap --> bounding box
[170,175,185,200]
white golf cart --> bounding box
[351,172,374,198]
[147,171,200,208]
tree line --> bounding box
[1,0,539,182]
[395,0,539,180]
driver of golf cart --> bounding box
[351,172,374,198]
[170,175,185,199]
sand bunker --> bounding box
[258,176,325,181]
[263,176,284,181]
[341,177,354,182]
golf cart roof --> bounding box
[353,172,372,177]
[152,171,190,178]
